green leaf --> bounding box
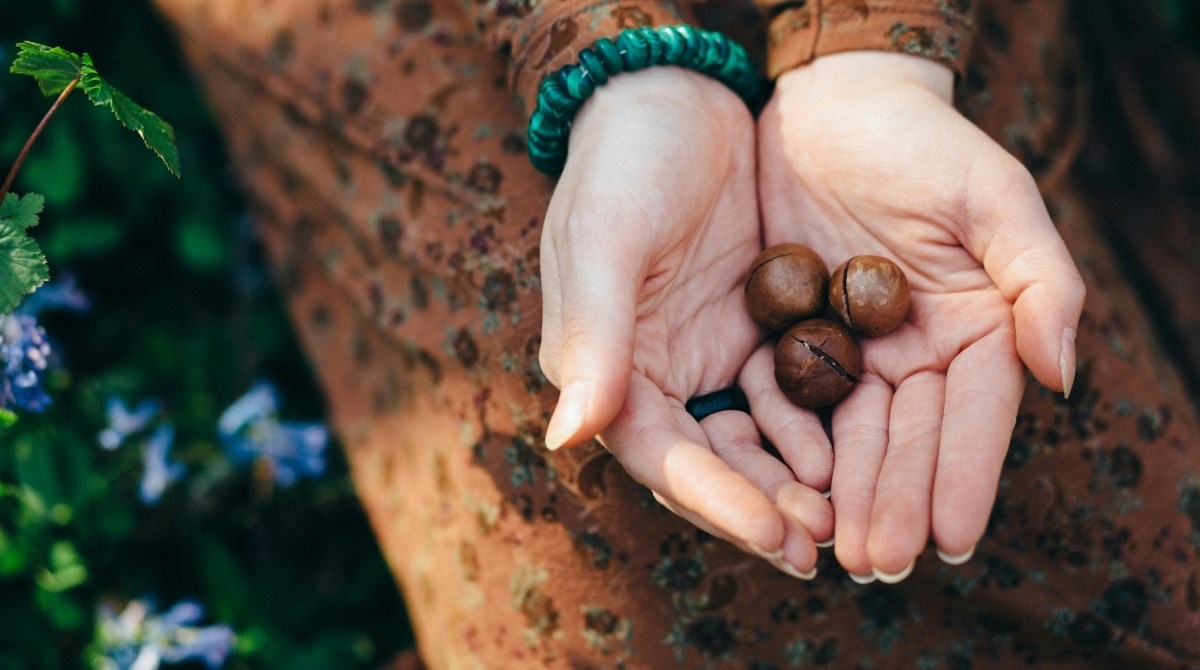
[0,193,45,230]
[8,42,83,97]
[0,410,16,430]
[0,223,49,315]
[80,54,181,177]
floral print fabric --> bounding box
[151,0,1200,667]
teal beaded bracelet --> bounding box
[527,25,763,176]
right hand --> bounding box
[538,68,833,577]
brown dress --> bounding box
[151,0,1200,667]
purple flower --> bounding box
[98,398,162,450]
[218,382,328,485]
[0,314,52,412]
[95,598,235,670]
[138,425,184,505]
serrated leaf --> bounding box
[0,193,45,230]
[0,222,50,315]
[80,54,181,177]
[9,42,83,97]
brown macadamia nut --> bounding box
[745,243,829,332]
[829,255,911,337]
[774,318,862,408]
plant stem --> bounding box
[0,78,80,203]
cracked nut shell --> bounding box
[745,243,829,332]
[829,255,910,337]
[775,318,863,408]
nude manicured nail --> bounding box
[775,560,817,580]
[750,543,784,561]
[848,572,876,585]
[1060,328,1076,399]
[544,382,588,450]
[936,545,976,566]
[873,559,916,584]
[815,536,835,548]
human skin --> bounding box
[755,51,1085,581]
[537,67,833,578]
[538,54,1084,582]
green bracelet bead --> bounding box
[694,32,721,72]
[616,30,649,69]
[560,64,596,99]
[577,48,608,85]
[674,26,700,64]
[594,37,623,75]
[527,25,763,176]
[537,78,581,119]
[639,27,665,65]
[661,27,685,64]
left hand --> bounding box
[538,68,832,577]
[756,52,1085,581]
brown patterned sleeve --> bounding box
[756,0,976,79]
[473,0,697,114]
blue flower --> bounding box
[218,382,328,486]
[16,275,91,316]
[216,381,278,437]
[0,314,53,413]
[95,598,235,670]
[98,398,162,450]
[138,425,184,505]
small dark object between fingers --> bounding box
[685,387,751,422]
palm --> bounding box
[760,89,1017,386]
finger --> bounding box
[962,148,1086,396]
[866,371,945,581]
[541,214,641,450]
[829,373,892,581]
[739,343,834,491]
[701,410,826,573]
[778,481,835,547]
[651,487,817,580]
[932,328,1024,561]
[602,374,786,553]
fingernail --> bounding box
[822,490,832,499]
[873,559,916,584]
[775,560,817,580]
[750,543,784,561]
[848,572,876,585]
[545,382,588,450]
[815,536,835,548]
[1060,328,1076,399]
[936,545,976,566]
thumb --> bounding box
[540,213,642,450]
[963,151,1086,397]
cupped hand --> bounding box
[757,52,1085,581]
[539,68,832,576]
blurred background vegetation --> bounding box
[0,0,412,668]
[0,0,1197,668]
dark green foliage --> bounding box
[0,1,412,668]
[0,195,49,312]
[10,41,181,177]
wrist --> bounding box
[779,51,954,105]
[525,25,761,176]
[575,67,747,136]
